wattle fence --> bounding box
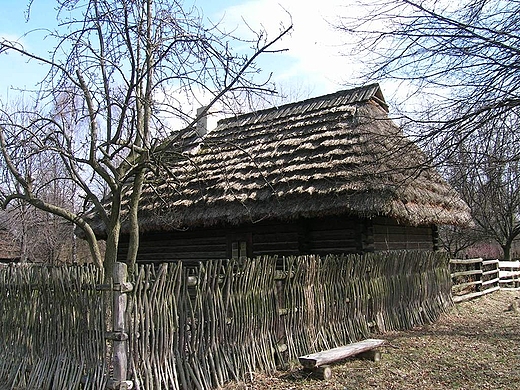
[450,258,520,302]
[0,265,107,389]
[0,251,452,389]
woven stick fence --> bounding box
[0,251,451,389]
[128,251,452,390]
[0,264,107,390]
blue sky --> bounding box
[0,0,359,105]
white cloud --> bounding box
[212,0,363,97]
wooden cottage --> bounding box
[98,84,472,265]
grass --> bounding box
[223,290,520,389]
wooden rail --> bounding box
[450,258,520,302]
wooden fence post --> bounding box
[475,259,482,292]
[107,262,133,390]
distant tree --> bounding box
[438,226,479,258]
[0,143,79,264]
[440,115,520,259]
[336,0,520,160]
[2,203,78,264]
[0,0,291,278]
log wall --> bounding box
[372,217,435,251]
[119,215,436,265]
[118,228,229,267]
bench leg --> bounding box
[358,349,381,362]
[315,365,332,380]
[304,365,332,380]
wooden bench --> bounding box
[298,338,386,379]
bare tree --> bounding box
[336,0,520,258]
[0,0,291,277]
[0,141,79,264]
[2,203,78,264]
[337,0,520,159]
[438,113,520,259]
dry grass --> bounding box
[223,290,520,390]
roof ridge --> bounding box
[217,83,384,127]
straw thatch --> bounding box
[90,83,471,235]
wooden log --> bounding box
[298,339,386,368]
[315,365,332,380]
[482,277,500,286]
[499,261,520,268]
[303,365,333,380]
[358,349,382,362]
[499,270,520,278]
[452,286,499,303]
[452,279,482,290]
[482,259,499,266]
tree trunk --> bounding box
[502,240,512,260]
[104,193,122,279]
[125,168,145,278]
[104,222,121,279]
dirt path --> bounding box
[224,290,520,389]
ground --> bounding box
[223,290,520,390]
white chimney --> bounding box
[196,106,208,138]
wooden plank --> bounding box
[501,287,520,291]
[111,262,130,387]
[499,261,520,268]
[453,286,499,303]
[450,258,483,265]
[451,269,483,278]
[482,277,499,286]
[309,230,357,240]
[252,241,299,252]
[452,280,482,290]
[499,278,520,284]
[253,232,299,243]
[298,339,386,368]
[499,270,520,278]
[482,259,499,266]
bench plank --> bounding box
[299,339,386,368]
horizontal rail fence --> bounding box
[0,264,108,389]
[129,251,452,390]
[450,258,520,302]
[498,261,520,290]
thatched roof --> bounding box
[93,84,472,235]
